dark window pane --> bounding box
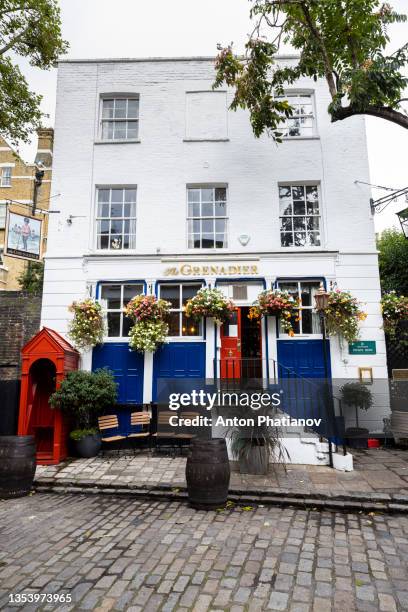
[127,99,139,118]
[160,285,180,309]
[188,202,200,217]
[99,235,109,249]
[279,283,298,302]
[182,284,201,305]
[114,99,127,118]
[308,232,321,246]
[114,122,127,139]
[98,220,109,234]
[188,189,200,203]
[292,186,305,200]
[307,217,320,231]
[215,219,226,233]
[293,201,306,215]
[202,219,213,233]
[279,186,291,199]
[101,285,121,309]
[107,312,121,337]
[215,188,226,202]
[280,217,293,232]
[98,189,110,203]
[111,189,123,203]
[98,203,109,217]
[294,217,306,232]
[110,220,123,235]
[302,309,312,334]
[182,313,200,336]
[201,188,213,202]
[280,232,293,247]
[123,284,143,305]
[124,189,137,203]
[168,312,180,336]
[102,100,114,119]
[123,316,133,337]
[202,234,215,248]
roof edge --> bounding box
[58,54,299,65]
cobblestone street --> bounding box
[1,494,408,611]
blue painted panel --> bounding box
[153,342,206,400]
[92,343,144,405]
[277,340,331,379]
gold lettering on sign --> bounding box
[163,264,259,277]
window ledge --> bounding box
[94,139,141,145]
[0,185,11,188]
[281,136,320,141]
[183,138,230,143]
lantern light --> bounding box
[314,282,330,311]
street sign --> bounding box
[349,341,376,355]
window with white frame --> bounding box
[277,93,314,137]
[100,97,139,140]
[187,187,227,249]
[100,283,144,337]
[277,280,321,335]
[159,283,203,337]
[279,184,321,247]
[1,167,12,187]
[96,187,137,250]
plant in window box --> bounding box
[324,289,367,344]
[68,299,105,350]
[124,294,171,353]
[249,289,299,336]
[184,287,235,325]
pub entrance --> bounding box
[220,307,262,380]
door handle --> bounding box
[237,340,241,352]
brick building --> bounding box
[0,129,53,290]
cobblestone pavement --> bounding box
[35,449,408,497]
[1,494,408,611]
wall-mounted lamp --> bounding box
[397,207,408,239]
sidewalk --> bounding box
[34,448,408,513]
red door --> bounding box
[220,309,241,378]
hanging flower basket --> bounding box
[248,289,299,336]
[124,294,171,323]
[124,294,171,353]
[68,298,105,350]
[185,288,235,324]
[324,289,367,343]
[381,291,408,338]
[128,319,169,353]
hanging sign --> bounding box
[348,341,376,355]
[4,210,43,261]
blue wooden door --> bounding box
[92,343,144,404]
[277,339,331,379]
[153,342,206,401]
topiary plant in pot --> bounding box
[340,382,373,449]
[49,368,117,458]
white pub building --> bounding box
[41,56,388,465]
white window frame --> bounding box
[99,95,140,141]
[279,183,322,248]
[99,282,145,340]
[186,185,228,250]
[277,280,322,338]
[0,203,6,229]
[158,282,204,340]
[1,167,12,187]
[95,186,137,251]
[276,92,316,138]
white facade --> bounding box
[41,57,389,462]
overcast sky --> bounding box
[16,0,408,232]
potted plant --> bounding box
[49,368,117,458]
[340,382,373,448]
[249,289,299,336]
[124,294,171,353]
[184,287,235,324]
[225,407,288,475]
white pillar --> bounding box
[143,351,154,403]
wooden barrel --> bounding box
[0,436,36,499]
[186,438,230,510]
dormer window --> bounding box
[100,96,139,140]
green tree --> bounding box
[377,229,408,295]
[17,261,44,294]
[214,0,407,141]
[0,0,68,145]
